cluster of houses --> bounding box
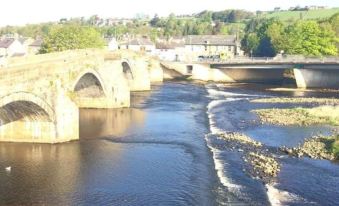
[106,35,244,61]
[1,34,242,64]
[0,36,42,58]
[274,5,328,12]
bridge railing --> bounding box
[195,56,339,64]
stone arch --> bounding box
[73,69,107,98]
[0,92,57,141]
[0,92,55,124]
[121,60,134,80]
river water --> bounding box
[0,82,338,205]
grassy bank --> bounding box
[282,134,339,160]
[332,135,339,159]
[263,8,339,21]
[254,106,339,126]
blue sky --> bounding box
[0,0,338,26]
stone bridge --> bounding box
[0,50,163,143]
[161,57,339,88]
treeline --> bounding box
[241,13,339,57]
[1,10,338,56]
[0,10,251,41]
[196,10,254,23]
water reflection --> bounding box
[80,108,146,139]
[0,143,82,204]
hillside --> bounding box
[263,8,339,21]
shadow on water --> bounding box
[0,82,220,206]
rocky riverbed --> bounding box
[218,132,280,183]
[252,97,339,161]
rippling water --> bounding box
[0,82,338,205]
[0,82,220,205]
[205,83,339,206]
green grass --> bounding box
[263,8,339,21]
[331,135,339,159]
[254,106,339,126]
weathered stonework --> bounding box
[0,49,154,143]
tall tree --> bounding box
[40,25,105,53]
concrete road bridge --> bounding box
[162,57,339,88]
[0,49,163,143]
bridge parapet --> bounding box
[195,56,339,65]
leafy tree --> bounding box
[241,33,259,55]
[327,12,339,53]
[197,10,213,22]
[242,19,281,56]
[40,25,105,53]
[150,14,160,27]
[282,21,337,56]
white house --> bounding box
[28,38,43,55]
[105,37,119,51]
[155,37,185,61]
[0,38,26,57]
[18,37,34,53]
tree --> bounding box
[241,33,259,55]
[282,21,337,56]
[326,12,339,54]
[242,18,337,57]
[40,25,105,53]
[150,14,160,27]
[241,19,281,56]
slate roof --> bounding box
[127,38,154,46]
[156,41,185,49]
[29,39,43,47]
[184,35,237,46]
[18,37,31,44]
[0,38,16,48]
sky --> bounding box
[0,0,338,26]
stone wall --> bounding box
[0,49,147,143]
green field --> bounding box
[263,8,339,21]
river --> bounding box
[0,82,338,205]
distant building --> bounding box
[28,38,43,54]
[184,35,243,60]
[18,37,34,53]
[274,7,281,11]
[155,37,185,61]
[120,37,155,53]
[105,37,119,51]
[0,38,26,57]
[306,5,327,10]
